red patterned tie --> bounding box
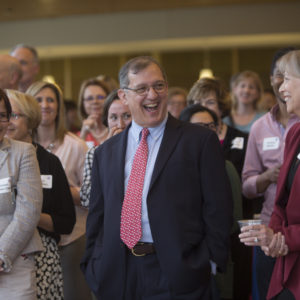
[120,128,149,249]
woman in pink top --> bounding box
[27,81,91,300]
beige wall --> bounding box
[1,1,299,98]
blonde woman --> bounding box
[240,50,300,300]
[224,71,265,133]
[27,82,91,300]
[0,88,43,299]
[6,89,76,299]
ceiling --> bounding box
[0,0,295,22]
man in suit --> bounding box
[81,56,232,300]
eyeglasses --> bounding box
[10,112,25,120]
[84,95,106,102]
[123,82,167,96]
[0,112,9,123]
[195,122,217,131]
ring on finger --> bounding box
[254,237,259,243]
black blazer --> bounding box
[81,115,232,299]
[36,143,76,243]
[223,125,248,177]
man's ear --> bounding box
[11,71,19,85]
[34,63,40,76]
[118,88,128,105]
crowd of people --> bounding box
[0,44,299,300]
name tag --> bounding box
[263,137,280,151]
[297,152,300,161]
[41,175,53,189]
[0,177,11,194]
[231,137,244,150]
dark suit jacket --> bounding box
[81,115,232,299]
[268,123,300,299]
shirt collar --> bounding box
[270,103,300,123]
[270,104,279,121]
[131,114,168,143]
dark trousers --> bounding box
[124,251,211,300]
[273,289,295,300]
[255,246,276,300]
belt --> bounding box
[130,242,155,257]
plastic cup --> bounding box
[238,219,262,229]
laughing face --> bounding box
[119,63,168,128]
[279,71,300,116]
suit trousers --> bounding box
[273,289,295,300]
[124,250,211,300]
[0,254,37,300]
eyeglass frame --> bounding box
[122,81,167,96]
[83,95,106,102]
[194,121,218,131]
[10,112,25,120]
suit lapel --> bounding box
[276,128,300,202]
[149,115,182,190]
[112,126,130,202]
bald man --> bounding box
[10,44,39,92]
[0,54,22,90]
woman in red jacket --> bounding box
[240,49,300,300]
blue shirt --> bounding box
[124,116,167,243]
[223,111,265,133]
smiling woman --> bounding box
[223,71,265,133]
[279,51,300,116]
[80,89,132,208]
[5,89,76,299]
[78,78,110,147]
[240,50,300,300]
[0,88,43,300]
[26,81,91,300]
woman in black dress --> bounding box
[6,89,75,299]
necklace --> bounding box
[218,122,224,135]
[91,128,108,142]
[46,142,55,153]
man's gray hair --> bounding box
[119,56,167,88]
[10,44,39,63]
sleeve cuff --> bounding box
[0,250,12,272]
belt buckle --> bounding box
[131,243,146,257]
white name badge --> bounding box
[231,137,244,150]
[0,177,11,194]
[41,175,53,189]
[263,137,280,151]
[297,152,300,161]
